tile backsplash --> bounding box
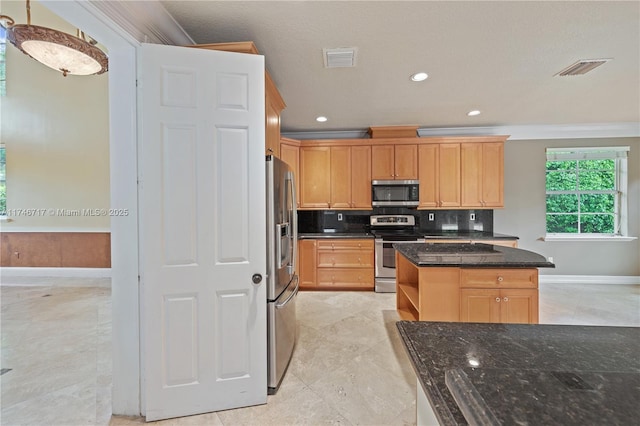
[297,208,493,233]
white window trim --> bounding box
[544,146,633,240]
[543,234,637,242]
[0,143,5,220]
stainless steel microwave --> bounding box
[371,180,419,207]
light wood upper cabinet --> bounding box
[372,144,418,180]
[461,142,504,208]
[330,147,352,209]
[299,146,331,209]
[418,143,461,208]
[300,145,372,210]
[331,145,372,209]
[350,145,372,208]
[280,139,300,208]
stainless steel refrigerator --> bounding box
[266,155,298,394]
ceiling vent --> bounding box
[555,58,612,76]
[323,47,357,68]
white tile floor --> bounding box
[1,277,638,426]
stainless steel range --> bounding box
[371,215,425,293]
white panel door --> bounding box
[138,43,266,421]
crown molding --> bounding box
[283,122,640,141]
[86,0,194,45]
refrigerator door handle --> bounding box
[275,275,299,309]
[287,171,298,275]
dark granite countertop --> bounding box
[394,242,555,268]
[420,231,518,240]
[396,321,640,426]
[298,232,374,239]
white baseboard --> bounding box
[539,275,640,285]
[0,267,112,278]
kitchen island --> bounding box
[394,243,554,323]
[396,321,640,425]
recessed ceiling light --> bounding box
[316,116,328,122]
[410,72,428,82]
[467,110,481,116]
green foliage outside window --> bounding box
[545,158,617,234]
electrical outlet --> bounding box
[337,213,343,221]
[428,213,434,221]
[470,213,475,221]
[548,256,554,263]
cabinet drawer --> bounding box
[317,251,374,268]
[317,268,374,288]
[317,239,373,251]
[460,269,538,289]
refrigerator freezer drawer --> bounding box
[267,276,298,393]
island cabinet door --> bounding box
[460,289,501,323]
[500,289,539,324]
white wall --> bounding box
[494,137,640,276]
[0,0,109,231]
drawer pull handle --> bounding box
[503,297,509,302]
[495,297,501,302]
[497,276,504,282]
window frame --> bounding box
[0,144,5,219]
[544,146,632,241]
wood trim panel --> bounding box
[300,135,509,147]
[368,125,419,138]
[1,232,111,268]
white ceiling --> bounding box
[160,1,640,135]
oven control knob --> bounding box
[252,273,263,284]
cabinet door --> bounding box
[461,143,482,207]
[394,145,418,180]
[500,289,538,324]
[330,147,352,209]
[351,145,372,209]
[461,142,504,208]
[480,142,504,207]
[371,145,395,179]
[280,142,300,208]
[418,144,438,208]
[265,101,280,156]
[298,239,317,289]
[438,144,461,207]
[299,147,331,208]
[460,289,501,323]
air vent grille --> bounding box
[323,47,357,68]
[555,59,612,76]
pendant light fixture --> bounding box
[0,0,107,77]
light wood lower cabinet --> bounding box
[299,239,374,290]
[460,288,538,324]
[396,253,538,324]
[298,239,317,289]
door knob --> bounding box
[252,273,263,284]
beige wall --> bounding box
[0,0,109,230]
[494,137,640,276]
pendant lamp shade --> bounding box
[1,1,108,77]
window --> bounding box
[0,145,5,215]
[545,146,629,238]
